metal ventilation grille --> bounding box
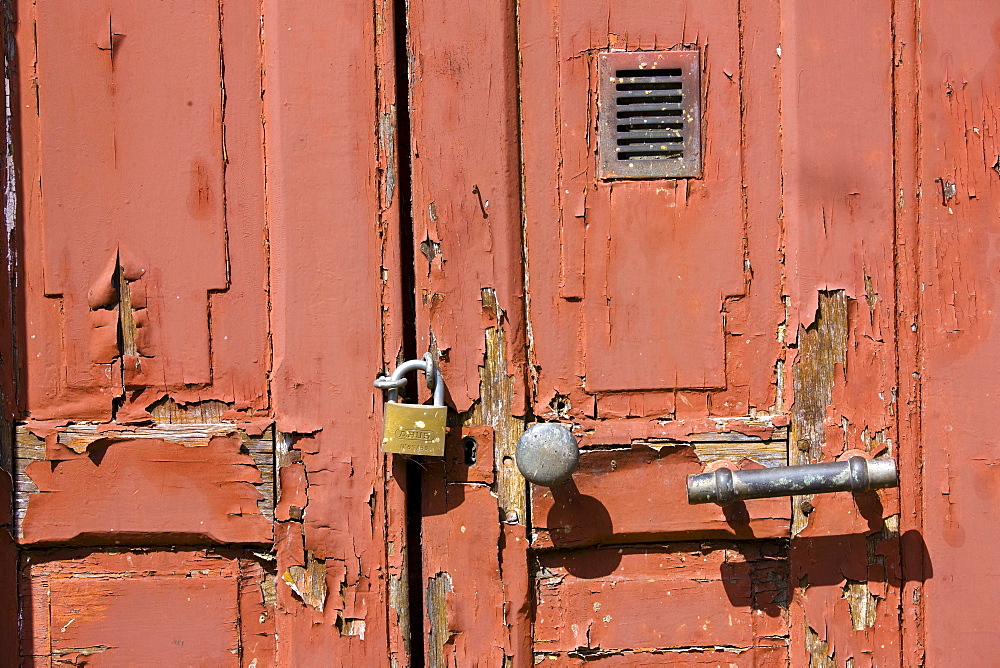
[598,51,701,179]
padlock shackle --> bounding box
[385,357,444,406]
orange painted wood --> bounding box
[5,0,998,664]
[407,0,527,412]
[260,0,402,663]
[0,471,16,667]
[422,433,506,665]
[22,1,267,419]
[405,0,532,663]
[20,0,269,420]
[535,543,788,654]
[537,648,788,666]
[519,0,783,411]
[420,428,505,661]
[21,550,270,666]
[776,3,903,665]
[13,0,405,662]
[531,445,790,548]
[21,436,271,545]
[916,1,1000,662]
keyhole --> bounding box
[463,437,478,466]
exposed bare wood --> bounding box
[790,291,848,536]
[466,288,526,524]
[425,572,453,668]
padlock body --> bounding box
[382,402,447,456]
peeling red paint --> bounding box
[535,543,788,656]
[531,445,790,548]
[916,3,1000,663]
[19,1,269,421]
[22,436,271,545]
[1,0,998,663]
[408,0,527,414]
[21,550,272,666]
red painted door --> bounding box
[2,1,999,666]
[404,0,1000,666]
[4,1,410,665]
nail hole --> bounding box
[550,394,571,415]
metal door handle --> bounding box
[515,423,580,486]
[686,456,898,506]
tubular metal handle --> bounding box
[686,456,898,506]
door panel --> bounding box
[530,444,790,549]
[21,550,274,666]
[535,543,788,662]
[520,0,782,407]
[514,0,901,664]
[407,0,908,663]
[11,0,407,664]
[916,1,1000,661]
[404,0,532,662]
[25,0,269,420]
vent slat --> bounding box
[615,81,683,91]
[615,130,685,141]
[615,107,685,118]
[617,145,685,156]
[617,150,684,160]
[615,119,685,130]
[613,68,683,78]
[616,94,684,105]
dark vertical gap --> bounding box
[3,0,28,662]
[392,0,424,664]
[110,255,124,421]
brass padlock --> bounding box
[377,355,447,456]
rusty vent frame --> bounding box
[598,50,701,179]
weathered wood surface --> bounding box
[20,0,269,421]
[531,444,791,549]
[16,427,274,545]
[9,0,406,664]
[21,549,274,666]
[405,0,533,662]
[915,2,1000,663]
[777,1,904,663]
[259,0,404,663]
[0,0,997,664]
[0,467,17,667]
[520,0,784,414]
[534,543,788,659]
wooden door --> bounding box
[405,0,1000,666]
[3,1,411,665]
[2,0,999,666]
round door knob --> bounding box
[516,423,580,486]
